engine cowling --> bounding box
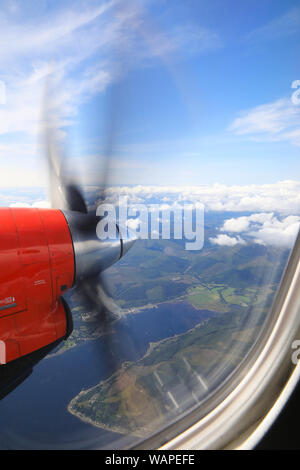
[0,208,75,364]
[0,206,136,367]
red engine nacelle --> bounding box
[0,208,75,364]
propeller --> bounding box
[42,70,137,348]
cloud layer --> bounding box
[213,212,300,248]
[102,179,300,215]
[98,180,300,247]
[3,179,300,248]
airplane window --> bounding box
[0,0,300,450]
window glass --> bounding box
[0,0,299,449]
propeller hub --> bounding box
[62,211,136,283]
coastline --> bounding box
[66,315,213,434]
[47,296,198,359]
[67,389,146,438]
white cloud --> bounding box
[229,98,300,146]
[209,234,246,247]
[248,215,300,248]
[221,216,251,233]
[221,213,274,233]
[219,212,300,248]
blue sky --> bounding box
[0,0,299,187]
